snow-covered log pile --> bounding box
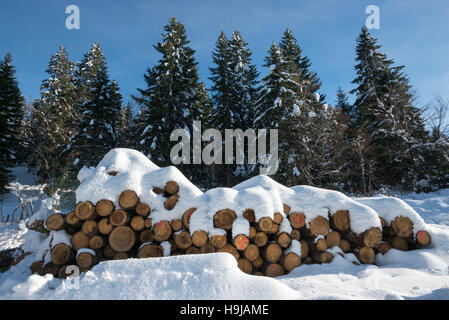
[25,149,432,278]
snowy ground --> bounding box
[0,162,448,300]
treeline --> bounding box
[0,17,448,195]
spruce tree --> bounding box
[208,30,259,186]
[0,53,24,192]
[25,46,77,183]
[68,43,122,172]
[133,17,209,184]
[349,27,432,192]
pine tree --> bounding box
[0,53,25,192]
[133,17,209,184]
[25,46,77,183]
[68,43,122,172]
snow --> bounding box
[355,196,428,235]
[231,217,250,239]
[76,248,95,258]
[1,150,449,300]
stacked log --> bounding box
[26,181,432,279]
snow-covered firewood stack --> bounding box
[25,149,432,278]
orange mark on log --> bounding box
[235,236,249,249]
[294,214,304,225]
[155,221,168,231]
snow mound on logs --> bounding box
[75,148,382,234]
[355,197,428,236]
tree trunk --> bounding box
[392,236,409,251]
[89,235,106,250]
[171,219,183,232]
[65,211,81,227]
[339,239,351,253]
[273,212,283,224]
[257,216,273,233]
[415,230,431,246]
[76,251,95,271]
[356,246,375,264]
[243,209,255,223]
[253,232,268,248]
[217,244,239,260]
[362,227,382,248]
[139,229,154,243]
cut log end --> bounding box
[135,202,150,217]
[243,244,259,261]
[289,212,305,229]
[76,252,95,271]
[265,263,285,277]
[71,231,90,251]
[309,216,330,237]
[276,232,291,249]
[110,209,129,227]
[254,232,268,248]
[137,244,163,258]
[51,243,72,265]
[363,227,382,248]
[392,216,413,238]
[174,230,193,250]
[46,214,65,231]
[357,246,375,264]
[153,220,172,242]
[81,220,98,237]
[273,212,283,224]
[192,230,209,247]
[74,201,95,220]
[213,209,237,230]
[164,194,179,210]
[339,239,351,253]
[282,252,301,272]
[332,210,350,231]
[257,216,273,233]
[89,235,105,250]
[315,238,328,251]
[210,234,227,249]
[164,180,179,195]
[378,242,392,255]
[96,199,114,217]
[98,218,113,235]
[109,226,136,252]
[119,190,139,209]
[237,258,253,274]
[243,209,255,223]
[182,208,196,229]
[171,219,183,232]
[326,231,341,248]
[130,216,145,231]
[217,244,239,260]
[392,236,409,251]
[264,243,282,263]
[233,234,250,251]
[416,230,431,246]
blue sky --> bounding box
[1,0,448,109]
